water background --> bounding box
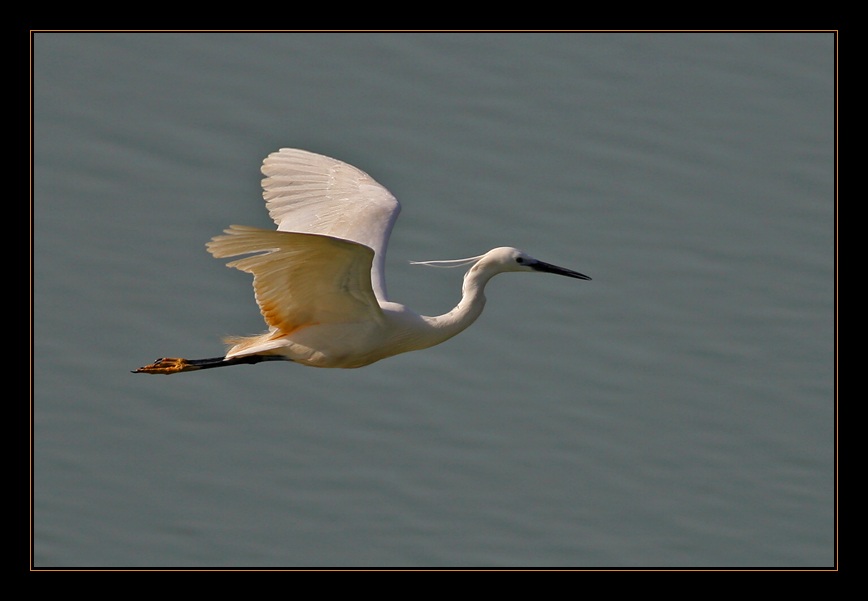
[33,32,835,568]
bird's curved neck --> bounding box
[424,263,494,342]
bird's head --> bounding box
[412,247,590,281]
[476,247,591,280]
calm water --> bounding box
[33,32,835,568]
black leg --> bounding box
[188,355,287,369]
[133,354,287,374]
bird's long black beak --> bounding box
[532,260,591,280]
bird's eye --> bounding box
[516,257,525,264]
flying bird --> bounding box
[134,148,590,374]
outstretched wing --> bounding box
[207,226,384,336]
[260,148,401,302]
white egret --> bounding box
[134,148,590,374]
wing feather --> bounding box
[207,226,384,336]
[260,148,401,301]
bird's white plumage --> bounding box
[206,225,384,339]
[260,148,400,301]
[133,148,590,373]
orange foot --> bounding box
[132,357,198,375]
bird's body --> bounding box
[134,149,589,374]
[227,299,465,369]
